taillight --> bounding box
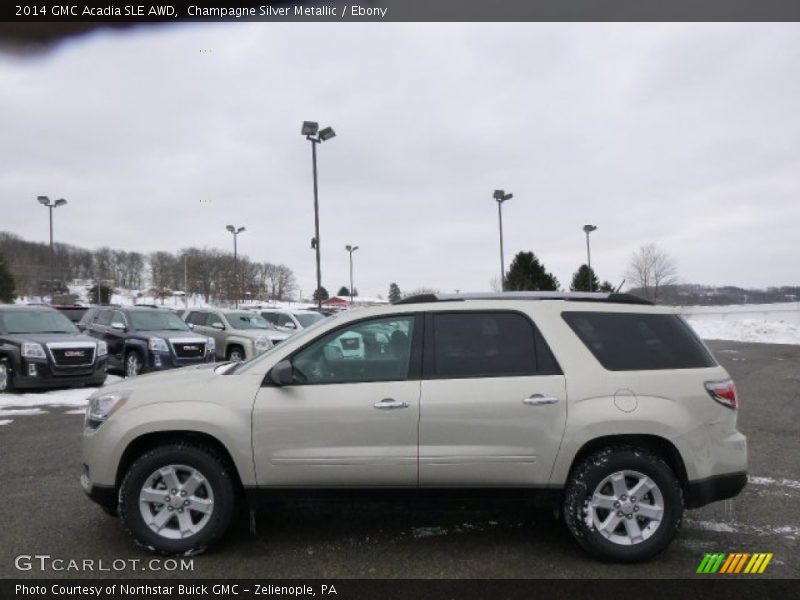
[705,379,738,410]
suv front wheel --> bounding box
[564,446,683,563]
[119,443,236,555]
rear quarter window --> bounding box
[562,311,716,371]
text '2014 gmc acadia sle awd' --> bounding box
[80,292,747,562]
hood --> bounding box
[100,360,220,394]
[1,332,99,346]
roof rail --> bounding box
[394,291,653,306]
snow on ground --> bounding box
[0,375,122,414]
[686,317,800,345]
[0,419,12,426]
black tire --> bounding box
[119,443,237,555]
[124,350,143,377]
[226,346,245,362]
[0,359,14,393]
[563,446,683,563]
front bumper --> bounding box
[686,471,748,508]
[12,357,108,389]
[80,467,118,515]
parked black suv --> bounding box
[0,305,108,393]
[83,306,215,377]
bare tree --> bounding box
[625,243,678,303]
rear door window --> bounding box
[562,312,716,371]
[429,312,561,379]
[95,310,113,326]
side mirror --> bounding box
[111,321,126,331]
[268,359,294,386]
[211,322,225,330]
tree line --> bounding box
[0,231,297,304]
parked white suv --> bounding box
[80,292,747,562]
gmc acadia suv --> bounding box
[80,293,747,562]
[83,306,215,377]
[0,305,107,392]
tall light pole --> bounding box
[37,196,67,297]
[493,190,513,291]
[583,224,597,292]
[226,225,245,308]
[345,244,359,306]
[302,120,336,309]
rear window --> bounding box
[562,312,716,371]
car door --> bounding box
[419,311,567,487]
[105,310,129,365]
[86,309,116,366]
[252,314,422,487]
[203,312,228,359]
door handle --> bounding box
[373,398,409,409]
[523,394,559,406]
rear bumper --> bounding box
[686,471,748,509]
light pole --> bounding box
[302,120,336,309]
[226,225,246,308]
[345,244,359,306]
[493,190,513,291]
[37,196,67,298]
[583,224,597,292]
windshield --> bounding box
[295,312,325,327]
[1,311,79,334]
[235,312,339,374]
[129,311,190,332]
[225,312,270,330]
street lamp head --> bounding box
[237,226,246,234]
[318,126,336,142]
[226,225,235,233]
[54,198,67,207]
[353,245,359,252]
[301,121,319,136]
[493,190,505,200]
[345,245,352,252]
[583,224,598,234]
[37,195,50,206]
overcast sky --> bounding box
[1,23,799,297]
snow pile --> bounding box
[0,375,122,410]
[687,318,800,345]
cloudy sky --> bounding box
[1,23,799,297]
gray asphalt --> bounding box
[1,340,798,579]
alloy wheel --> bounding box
[126,354,141,377]
[138,464,215,540]
[588,469,665,546]
[0,363,8,392]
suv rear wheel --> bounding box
[564,446,683,562]
[119,443,236,555]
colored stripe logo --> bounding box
[697,553,773,574]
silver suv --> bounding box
[81,293,747,562]
[183,309,274,361]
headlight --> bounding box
[206,337,216,352]
[21,342,46,359]
[254,336,269,349]
[85,391,129,430]
[148,337,169,352]
[96,341,108,357]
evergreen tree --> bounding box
[0,253,15,303]
[388,283,402,303]
[313,286,330,302]
[88,283,115,305]
[337,286,350,297]
[598,280,615,293]
[505,251,559,291]
[569,264,600,292]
